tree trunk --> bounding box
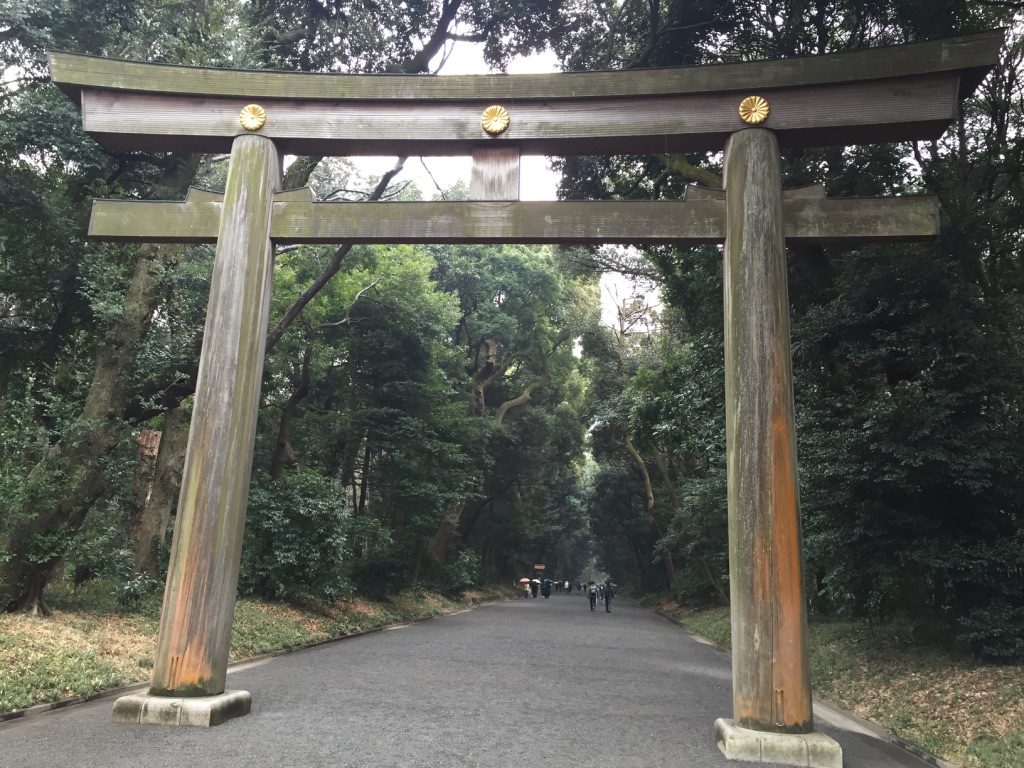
[431,502,465,560]
[2,233,192,611]
[2,152,200,611]
[133,404,190,575]
[269,345,312,481]
[625,435,676,589]
[652,449,728,605]
[357,442,371,517]
[128,431,161,540]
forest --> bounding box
[1,0,1023,664]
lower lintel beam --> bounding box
[89,197,938,245]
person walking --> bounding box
[588,581,597,611]
[604,579,615,612]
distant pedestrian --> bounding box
[604,579,615,612]
[564,580,570,593]
[588,581,597,611]
[523,582,531,599]
[531,581,539,598]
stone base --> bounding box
[113,690,251,727]
[715,718,843,768]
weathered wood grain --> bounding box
[48,30,1001,103]
[88,197,939,244]
[76,73,960,155]
[470,148,520,201]
[149,134,280,698]
[723,128,812,733]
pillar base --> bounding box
[715,718,843,768]
[113,690,251,727]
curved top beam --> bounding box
[50,31,1001,103]
[48,30,1003,156]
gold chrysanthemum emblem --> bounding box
[481,105,510,135]
[239,104,267,131]
[738,95,770,125]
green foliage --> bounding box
[566,1,1024,662]
[0,639,126,713]
[349,546,410,598]
[228,600,322,657]
[240,471,351,602]
[3,0,1021,678]
[675,606,732,649]
[440,548,482,595]
[967,732,1024,768]
[114,571,162,609]
[960,603,1024,661]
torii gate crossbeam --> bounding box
[49,30,1001,767]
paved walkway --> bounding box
[1,595,938,767]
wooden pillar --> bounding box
[149,134,280,697]
[470,147,520,201]
[723,128,812,734]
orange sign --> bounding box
[533,564,545,571]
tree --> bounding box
[567,1,1024,656]
[0,0,580,611]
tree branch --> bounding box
[402,0,465,74]
[625,435,655,512]
[283,155,323,189]
[494,377,546,425]
[660,154,723,189]
[316,279,380,328]
[265,157,406,352]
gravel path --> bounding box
[0,594,936,767]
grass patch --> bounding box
[0,577,511,716]
[662,602,1024,768]
[229,599,330,658]
[675,605,731,648]
[0,610,159,712]
[0,627,124,711]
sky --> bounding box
[354,43,562,201]
[352,39,660,328]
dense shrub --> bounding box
[440,548,481,595]
[240,471,350,602]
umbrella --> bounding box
[531,579,541,584]
[518,578,531,583]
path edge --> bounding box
[0,595,508,726]
[653,607,962,768]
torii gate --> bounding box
[50,30,1000,767]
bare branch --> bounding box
[316,279,380,328]
[418,157,450,199]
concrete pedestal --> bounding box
[112,690,251,727]
[715,718,843,768]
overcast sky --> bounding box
[355,39,660,328]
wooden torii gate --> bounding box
[50,30,1000,767]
